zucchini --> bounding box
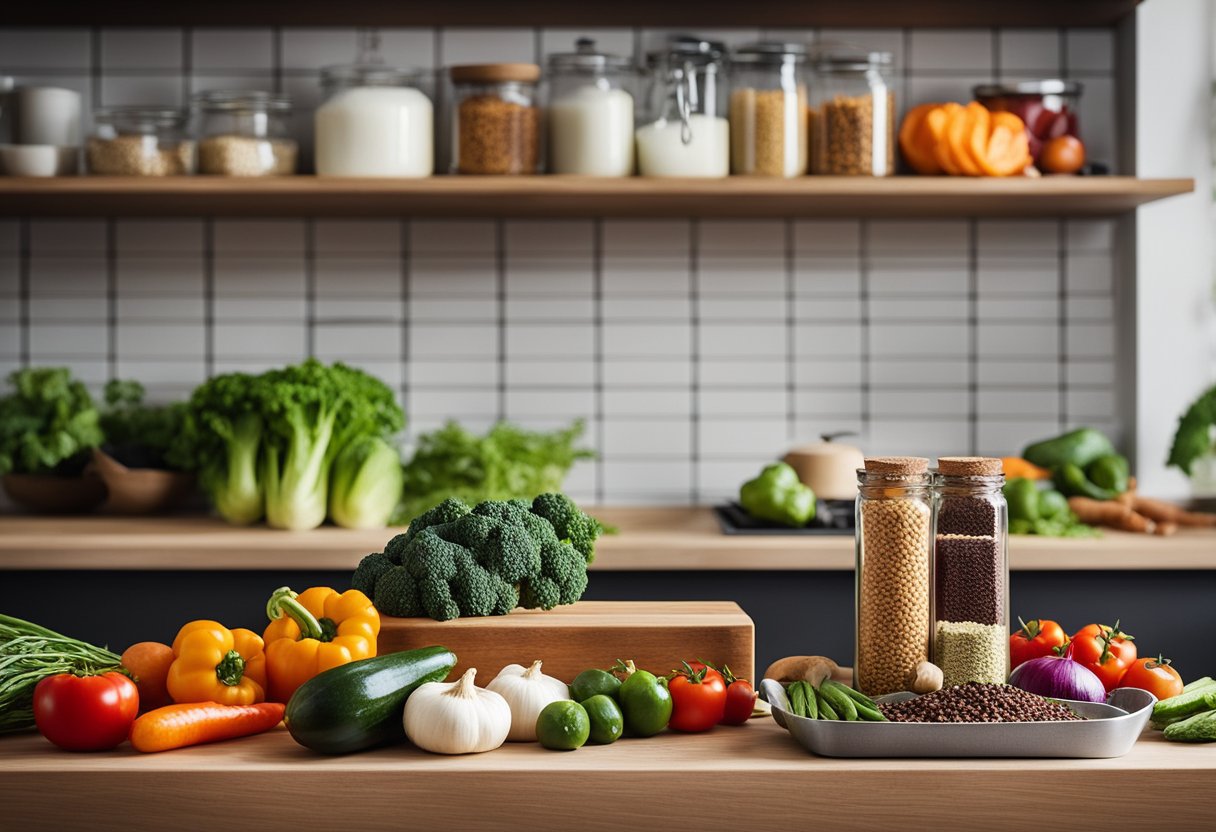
[1152,682,1216,723]
[286,645,457,754]
[1163,709,1216,743]
[1183,676,1215,694]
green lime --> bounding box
[581,694,624,744]
[536,700,590,751]
[571,668,621,703]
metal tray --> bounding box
[759,679,1155,759]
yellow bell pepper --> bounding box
[262,586,380,703]
[166,620,267,705]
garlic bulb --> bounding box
[486,660,572,742]
[403,667,511,754]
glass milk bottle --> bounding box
[547,38,636,177]
[635,37,729,177]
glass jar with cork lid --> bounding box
[450,63,542,175]
[809,49,894,176]
[932,457,1010,687]
[855,456,933,697]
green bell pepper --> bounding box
[1003,477,1041,523]
[1022,428,1116,470]
[1086,453,1129,494]
[1037,488,1070,520]
[1054,462,1121,501]
[739,462,815,527]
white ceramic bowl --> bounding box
[0,144,79,176]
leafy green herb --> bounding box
[395,420,596,524]
[0,367,102,476]
[1168,384,1216,476]
[100,379,186,469]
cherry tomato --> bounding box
[1118,655,1184,701]
[1010,617,1068,670]
[1040,135,1086,174]
[721,674,757,727]
[34,671,139,751]
[668,663,727,732]
[1071,621,1137,692]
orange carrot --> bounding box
[1001,457,1051,481]
[1128,495,1216,527]
[1067,496,1154,533]
[130,702,285,753]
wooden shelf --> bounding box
[0,176,1193,218]
[3,721,1214,832]
[2,508,1215,571]
[0,1,1145,28]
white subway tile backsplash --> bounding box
[116,323,204,359]
[215,220,306,254]
[441,28,536,65]
[603,221,690,256]
[411,257,496,296]
[698,418,788,458]
[871,322,968,356]
[872,388,969,417]
[192,29,275,71]
[410,360,498,386]
[376,29,437,70]
[0,28,91,69]
[793,358,863,386]
[794,323,862,358]
[314,297,404,322]
[410,323,497,359]
[29,259,105,297]
[31,220,105,254]
[505,220,594,254]
[1066,254,1114,294]
[978,389,1059,418]
[411,220,497,254]
[411,387,499,417]
[214,258,306,298]
[978,256,1059,295]
[909,29,993,72]
[698,260,784,296]
[114,359,207,387]
[871,359,968,386]
[1066,220,1116,252]
[998,30,1061,74]
[1065,322,1115,359]
[116,221,204,253]
[868,221,969,254]
[699,323,785,358]
[29,297,105,322]
[603,420,690,456]
[506,324,594,358]
[976,420,1063,457]
[977,220,1060,255]
[314,323,402,360]
[504,297,595,320]
[795,388,863,416]
[101,29,182,70]
[818,29,905,68]
[1066,359,1115,386]
[795,221,861,255]
[868,262,969,295]
[603,461,692,496]
[603,323,691,357]
[602,260,690,296]
[978,296,1058,320]
[870,297,967,320]
[1073,75,1117,168]
[700,361,786,386]
[117,296,205,321]
[282,28,360,70]
[603,389,690,417]
[412,297,496,322]
[506,389,595,418]
[602,297,690,321]
[315,258,401,297]
[213,297,307,321]
[699,388,786,417]
[505,261,593,296]
[978,323,1059,357]
[99,75,184,107]
[795,297,862,320]
[977,359,1060,386]
[601,360,690,387]
[504,361,594,387]
[1066,388,1117,419]
[1066,29,1114,72]
[867,419,972,458]
[314,221,402,254]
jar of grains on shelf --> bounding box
[87,106,194,176]
[855,456,933,697]
[450,63,542,175]
[729,41,809,177]
[932,457,1010,687]
[193,90,297,176]
[810,49,895,175]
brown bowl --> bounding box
[2,471,107,514]
[92,448,195,515]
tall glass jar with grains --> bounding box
[729,42,808,177]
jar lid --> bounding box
[813,49,893,71]
[450,63,541,84]
[937,457,1003,477]
[864,456,929,475]
[192,90,292,112]
[732,41,808,65]
[646,35,727,66]
[548,37,632,72]
[321,64,428,87]
[973,79,1083,98]
[94,106,187,128]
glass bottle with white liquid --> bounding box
[636,37,729,177]
[547,38,636,177]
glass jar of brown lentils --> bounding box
[450,63,542,175]
[855,456,932,697]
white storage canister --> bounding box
[546,38,636,177]
[635,36,729,177]
[315,64,433,177]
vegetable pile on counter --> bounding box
[395,419,595,525]
[1152,677,1216,742]
[352,493,605,621]
[172,359,405,530]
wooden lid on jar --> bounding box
[863,456,928,475]
[937,456,1003,476]
[450,63,542,84]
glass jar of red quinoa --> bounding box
[931,457,1009,687]
[855,456,933,697]
[449,63,542,175]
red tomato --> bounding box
[668,664,727,732]
[721,680,757,725]
[1071,621,1137,692]
[1040,135,1085,174]
[1010,617,1068,670]
[34,671,139,751]
[684,661,725,684]
[1118,655,1184,701]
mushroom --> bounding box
[763,655,840,687]
[908,660,944,694]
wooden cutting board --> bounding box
[377,600,754,683]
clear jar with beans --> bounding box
[88,106,194,176]
[809,50,895,176]
[932,457,1010,687]
[450,63,542,175]
[855,456,932,697]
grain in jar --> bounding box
[87,106,194,176]
[932,457,1010,687]
[729,42,808,177]
[810,51,895,176]
[193,90,296,176]
[450,63,541,175]
[855,456,932,696]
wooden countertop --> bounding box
[2,721,1213,831]
[2,507,1214,571]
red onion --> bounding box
[1008,645,1107,703]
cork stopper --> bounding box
[864,456,929,475]
[937,456,1003,477]
[450,63,542,84]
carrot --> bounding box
[1001,457,1051,481]
[1067,496,1154,533]
[121,641,175,711]
[1127,495,1216,527]
[130,702,285,753]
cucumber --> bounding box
[1183,676,1215,694]
[285,645,456,754]
[1152,682,1216,723]
[1163,709,1216,742]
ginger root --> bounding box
[909,661,944,694]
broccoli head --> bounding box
[363,492,604,621]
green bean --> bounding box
[820,681,859,720]
[815,688,839,720]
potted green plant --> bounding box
[0,367,106,513]
[1168,383,1216,510]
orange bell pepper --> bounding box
[262,586,380,703]
[1001,456,1052,481]
[166,620,267,705]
